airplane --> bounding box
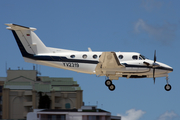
[5,23,173,91]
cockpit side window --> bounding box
[132,55,138,60]
[140,55,148,60]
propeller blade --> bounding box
[153,50,157,84]
[154,50,156,63]
[153,68,155,84]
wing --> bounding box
[95,52,124,76]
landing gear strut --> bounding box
[164,77,171,91]
[105,79,115,91]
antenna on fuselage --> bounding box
[88,47,92,52]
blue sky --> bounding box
[0,0,180,120]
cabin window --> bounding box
[82,54,87,59]
[93,55,98,59]
[70,55,75,58]
[119,55,123,59]
[132,55,138,60]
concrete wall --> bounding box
[2,88,9,119]
[3,89,83,119]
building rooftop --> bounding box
[30,106,121,120]
[3,69,82,92]
[27,106,121,120]
[39,108,110,113]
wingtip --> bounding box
[5,23,13,30]
[5,23,13,26]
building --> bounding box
[27,106,121,120]
[2,69,83,119]
[0,77,5,119]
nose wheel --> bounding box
[164,84,171,91]
[164,77,171,91]
[105,79,115,91]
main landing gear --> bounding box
[105,79,115,91]
[164,77,171,91]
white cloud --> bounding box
[117,109,145,120]
[158,111,178,120]
[141,0,162,11]
[134,19,177,45]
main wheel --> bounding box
[164,84,171,91]
[105,79,112,86]
[108,84,115,91]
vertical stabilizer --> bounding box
[6,24,49,56]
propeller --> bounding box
[154,50,156,63]
[153,50,156,84]
[143,50,159,84]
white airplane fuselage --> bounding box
[24,51,172,79]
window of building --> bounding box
[70,55,75,58]
[88,116,96,120]
[47,115,66,120]
[57,115,65,120]
[65,103,71,109]
[56,115,66,120]
[132,55,138,60]
[52,115,56,120]
[0,86,2,92]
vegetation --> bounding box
[38,92,51,109]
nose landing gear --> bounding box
[105,79,115,91]
[164,77,171,91]
[165,84,171,91]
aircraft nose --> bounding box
[155,61,173,72]
[160,62,173,72]
[166,66,173,72]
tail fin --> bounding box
[6,24,49,56]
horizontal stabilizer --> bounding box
[6,23,37,31]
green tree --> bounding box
[38,92,51,109]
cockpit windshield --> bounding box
[140,55,148,60]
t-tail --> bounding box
[6,23,50,57]
[6,23,76,68]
